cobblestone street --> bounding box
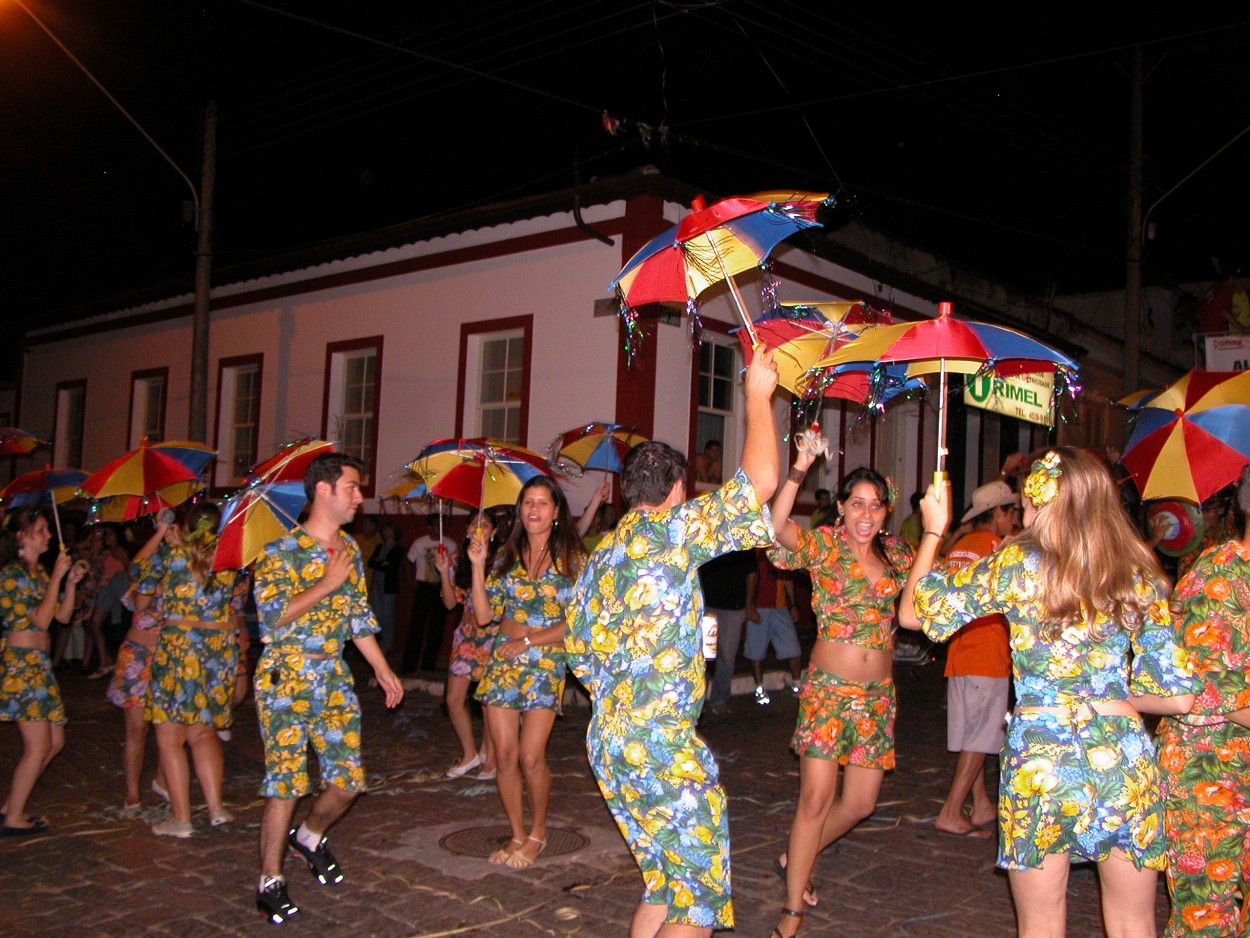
[0,660,1170,937]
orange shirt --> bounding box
[942,530,1010,678]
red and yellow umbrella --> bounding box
[549,423,647,476]
[1120,369,1250,503]
[405,438,553,510]
[80,439,216,500]
[0,428,47,457]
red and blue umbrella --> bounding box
[0,428,47,457]
[404,438,553,510]
[610,191,830,346]
[549,422,647,476]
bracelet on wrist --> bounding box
[922,530,943,540]
[522,635,532,648]
[787,466,808,485]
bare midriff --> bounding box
[810,638,893,683]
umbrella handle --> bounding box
[704,233,758,346]
[51,498,65,551]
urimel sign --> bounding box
[963,372,1055,427]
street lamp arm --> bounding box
[1142,118,1250,243]
[14,0,200,226]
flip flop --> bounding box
[936,825,992,839]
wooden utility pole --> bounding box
[188,101,217,443]
[1125,47,1144,396]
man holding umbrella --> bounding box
[565,350,779,937]
[251,453,403,924]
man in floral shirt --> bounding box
[251,453,403,924]
[565,351,779,938]
[1159,464,1250,938]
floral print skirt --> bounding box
[792,665,895,769]
[999,709,1165,872]
[475,633,565,711]
[0,645,65,725]
[106,637,154,709]
[145,625,237,728]
[448,619,497,680]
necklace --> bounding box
[525,539,550,575]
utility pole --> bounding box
[188,101,217,444]
[1125,46,1143,396]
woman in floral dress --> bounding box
[470,477,585,868]
[437,508,501,780]
[903,448,1196,937]
[0,508,85,834]
[767,451,914,937]
[1158,463,1250,938]
[143,503,249,837]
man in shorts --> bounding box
[565,350,779,938]
[935,480,1017,836]
[743,549,802,704]
[252,453,404,923]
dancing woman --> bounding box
[767,447,914,937]
[437,508,501,780]
[143,503,249,837]
[0,508,85,834]
[902,448,1195,938]
[470,477,585,868]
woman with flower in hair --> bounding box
[142,502,250,837]
[901,448,1196,937]
[0,508,85,834]
[766,437,915,936]
[469,477,586,868]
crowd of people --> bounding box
[0,350,1247,936]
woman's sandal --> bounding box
[505,835,546,869]
[488,838,524,864]
[770,906,804,938]
[772,855,819,907]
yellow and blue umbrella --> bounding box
[549,422,647,476]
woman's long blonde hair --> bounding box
[179,502,222,585]
[1015,446,1163,640]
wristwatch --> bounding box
[522,635,532,648]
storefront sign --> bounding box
[963,371,1054,426]
[1205,334,1250,371]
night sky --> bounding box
[3,2,1249,369]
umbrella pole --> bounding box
[704,234,758,346]
[934,360,949,488]
[51,497,65,551]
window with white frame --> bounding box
[696,335,739,482]
[461,327,527,444]
[54,381,86,468]
[216,356,262,486]
[324,338,381,489]
[129,369,167,445]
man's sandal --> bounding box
[770,906,805,938]
[488,838,524,864]
[772,855,819,907]
[505,835,546,869]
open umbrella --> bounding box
[405,438,553,510]
[0,467,88,547]
[87,480,204,523]
[1120,369,1250,503]
[549,422,648,476]
[610,191,830,346]
[817,301,1078,483]
[0,428,47,457]
[212,439,337,570]
[79,439,216,501]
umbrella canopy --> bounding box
[816,302,1078,480]
[610,191,830,343]
[213,480,308,571]
[244,437,335,484]
[0,468,89,508]
[1120,369,1250,503]
[79,439,216,500]
[87,480,204,523]
[405,438,553,510]
[549,422,648,475]
[0,428,47,457]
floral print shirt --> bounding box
[565,470,773,728]
[0,563,48,634]
[915,542,1194,707]
[769,527,913,650]
[134,544,247,622]
[1166,538,1250,728]
[253,530,377,656]
[486,560,573,629]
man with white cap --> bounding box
[934,479,1019,837]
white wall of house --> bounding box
[21,196,947,518]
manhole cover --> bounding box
[440,825,588,859]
